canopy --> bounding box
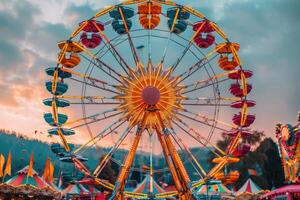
[62,182,89,195]
[133,174,165,194]
[77,178,101,193]
[259,184,300,199]
[0,165,60,199]
[236,178,262,195]
[197,182,231,194]
[6,165,53,189]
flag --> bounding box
[4,152,11,176]
[0,154,5,178]
[43,158,50,181]
[27,153,34,177]
[248,168,257,176]
[58,172,63,188]
[49,160,54,183]
[43,158,54,183]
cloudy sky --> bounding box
[0,0,299,144]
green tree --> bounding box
[207,131,284,190]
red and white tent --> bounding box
[236,178,262,195]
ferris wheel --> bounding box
[43,0,255,199]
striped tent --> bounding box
[197,181,231,194]
[133,174,165,194]
[62,182,89,195]
[6,165,54,189]
[236,178,262,195]
[0,165,61,199]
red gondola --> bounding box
[228,70,253,79]
[230,100,256,109]
[232,113,255,127]
[193,33,215,48]
[81,20,104,33]
[80,32,102,49]
[229,83,252,97]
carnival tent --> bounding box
[6,165,52,188]
[196,181,234,200]
[197,181,231,194]
[62,182,89,195]
[133,174,165,194]
[0,165,60,199]
[259,184,300,200]
[236,178,262,195]
[77,177,101,193]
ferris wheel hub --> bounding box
[142,86,160,105]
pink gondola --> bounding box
[193,33,215,48]
[228,70,253,79]
[232,113,255,127]
[80,32,102,49]
[230,100,256,109]
[232,144,251,157]
[81,20,105,32]
[229,83,252,97]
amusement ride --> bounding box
[43,0,255,199]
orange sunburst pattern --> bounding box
[115,62,184,129]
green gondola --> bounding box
[43,98,70,107]
[45,81,68,95]
[44,112,68,126]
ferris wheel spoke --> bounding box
[74,119,126,155]
[61,67,118,88]
[185,69,238,90]
[171,119,223,157]
[80,54,124,85]
[118,7,140,66]
[182,96,240,106]
[93,21,132,76]
[182,109,238,130]
[176,55,218,86]
[176,111,228,132]
[182,77,230,95]
[110,129,144,198]
[159,7,180,65]
[69,77,121,95]
[62,109,121,128]
[93,126,134,177]
[58,95,119,105]
[169,128,206,179]
[182,102,229,106]
[71,41,126,82]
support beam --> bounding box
[109,113,148,200]
[156,112,195,200]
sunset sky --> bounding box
[0,0,299,144]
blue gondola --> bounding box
[48,128,75,136]
[59,154,88,163]
[109,6,134,19]
[166,7,190,34]
[45,67,72,79]
[44,112,68,126]
[43,98,70,107]
[167,19,188,34]
[45,81,68,95]
[51,143,75,155]
[112,19,133,34]
[166,7,190,19]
